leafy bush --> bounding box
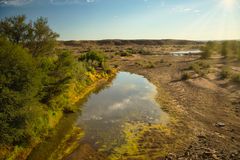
[220,67,232,79]
[79,50,105,68]
[189,61,210,77]
[0,38,42,145]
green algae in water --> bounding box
[69,72,169,159]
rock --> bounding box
[197,135,206,139]
[212,153,219,160]
[215,122,225,127]
[165,153,176,159]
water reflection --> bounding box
[74,72,168,153]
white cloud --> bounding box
[124,84,136,90]
[108,98,131,111]
[0,0,32,6]
[171,6,201,14]
[183,8,192,12]
[50,0,95,5]
[194,9,200,13]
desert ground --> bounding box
[60,40,240,160]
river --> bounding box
[28,72,168,160]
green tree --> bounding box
[0,38,42,145]
[27,17,59,56]
[0,15,59,56]
[0,15,29,44]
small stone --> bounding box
[212,153,219,160]
[215,122,225,127]
[197,135,206,139]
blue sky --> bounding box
[0,0,240,40]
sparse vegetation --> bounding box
[232,73,240,84]
[138,48,151,55]
[220,67,232,79]
[189,61,210,77]
[118,50,131,57]
[201,41,215,59]
[135,61,155,68]
[201,40,240,59]
[181,72,191,80]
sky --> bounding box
[0,0,240,40]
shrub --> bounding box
[189,61,210,77]
[101,62,112,73]
[232,74,240,83]
[181,72,191,80]
[0,38,42,145]
[146,62,155,68]
[201,41,217,59]
[135,61,155,68]
[119,51,130,57]
[198,61,210,68]
[221,41,229,58]
[189,63,201,73]
[220,67,232,79]
[138,48,151,55]
[79,50,105,68]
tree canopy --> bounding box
[0,15,59,56]
[0,37,41,145]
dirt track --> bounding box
[112,54,240,160]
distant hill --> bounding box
[60,39,204,47]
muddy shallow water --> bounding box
[68,72,168,158]
[29,72,168,159]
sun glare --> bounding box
[222,0,236,9]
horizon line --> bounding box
[58,38,240,42]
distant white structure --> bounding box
[170,50,202,56]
